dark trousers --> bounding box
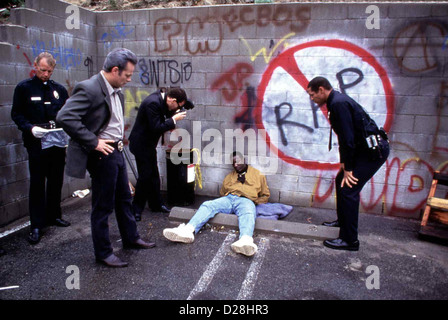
[132,150,163,215]
[28,146,65,229]
[87,149,139,260]
[335,140,390,243]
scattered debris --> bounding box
[72,189,90,198]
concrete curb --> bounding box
[169,207,339,241]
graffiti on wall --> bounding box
[153,6,310,55]
[222,6,310,33]
[138,58,193,87]
[101,21,135,49]
[32,40,83,70]
[16,45,36,78]
[240,32,296,64]
[392,21,447,74]
[255,39,395,170]
[210,29,448,216]
[32,6,443,217]
[96,7,447,217]
[154,16,223,55]
[13,4,448,222]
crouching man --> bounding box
[163,151,270,256]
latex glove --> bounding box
[173,111,187,122]
[31,126,49,138]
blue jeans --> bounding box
[189,194,256,238]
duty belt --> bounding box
[108,140,124,152]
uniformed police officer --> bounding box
[11,52,71,245]
[307,77,389,251]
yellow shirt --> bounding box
[220,166,270,205]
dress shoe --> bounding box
[27,228,42,245]
[52,218,71,227]
[322,220,339,227]
[152,205,171,213]
[96,254,128,268]
[123,238,156,249]
[323,238,359,251]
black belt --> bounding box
[107,140,124,152]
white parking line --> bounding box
[187,233,237,300]
[237,238,270,300]
[0,221,30,239]
[0,286,20,291]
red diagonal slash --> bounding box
[16,45,36,78]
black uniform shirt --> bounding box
[11,76,69,150]
[327,90,371,171]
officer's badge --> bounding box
[53,90,59,99]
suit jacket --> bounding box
[56,72,125,178]
[327,90,375,172]
[128,90,175,158]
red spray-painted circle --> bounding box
[254,39,395,170]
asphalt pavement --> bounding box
[0,193,447,311]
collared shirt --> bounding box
[220,165,270,205]
[98,71,124,141]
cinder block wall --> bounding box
[0,0,96,226]
[1,0,447,226]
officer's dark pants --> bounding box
[87,149,140,260]
[28,146,65,229]
[335,139,389,243]
[132,149,163,215]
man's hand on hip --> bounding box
[95,139,115,155]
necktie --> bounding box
[113,89,122,107]
[328,127,333,151]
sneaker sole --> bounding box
[231,243,257,257]
[163,229,194,244]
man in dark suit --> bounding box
[307,77,389,251]
[128,88,189,221]
[11,52,70,245]
[56,48,155,268]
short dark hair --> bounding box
[166,87,187,103]
[103,48,137,73]
[307,76,333,92]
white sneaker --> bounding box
[163,223,195,243]
[231,235,258,257]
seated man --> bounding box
[163,151,270,256]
